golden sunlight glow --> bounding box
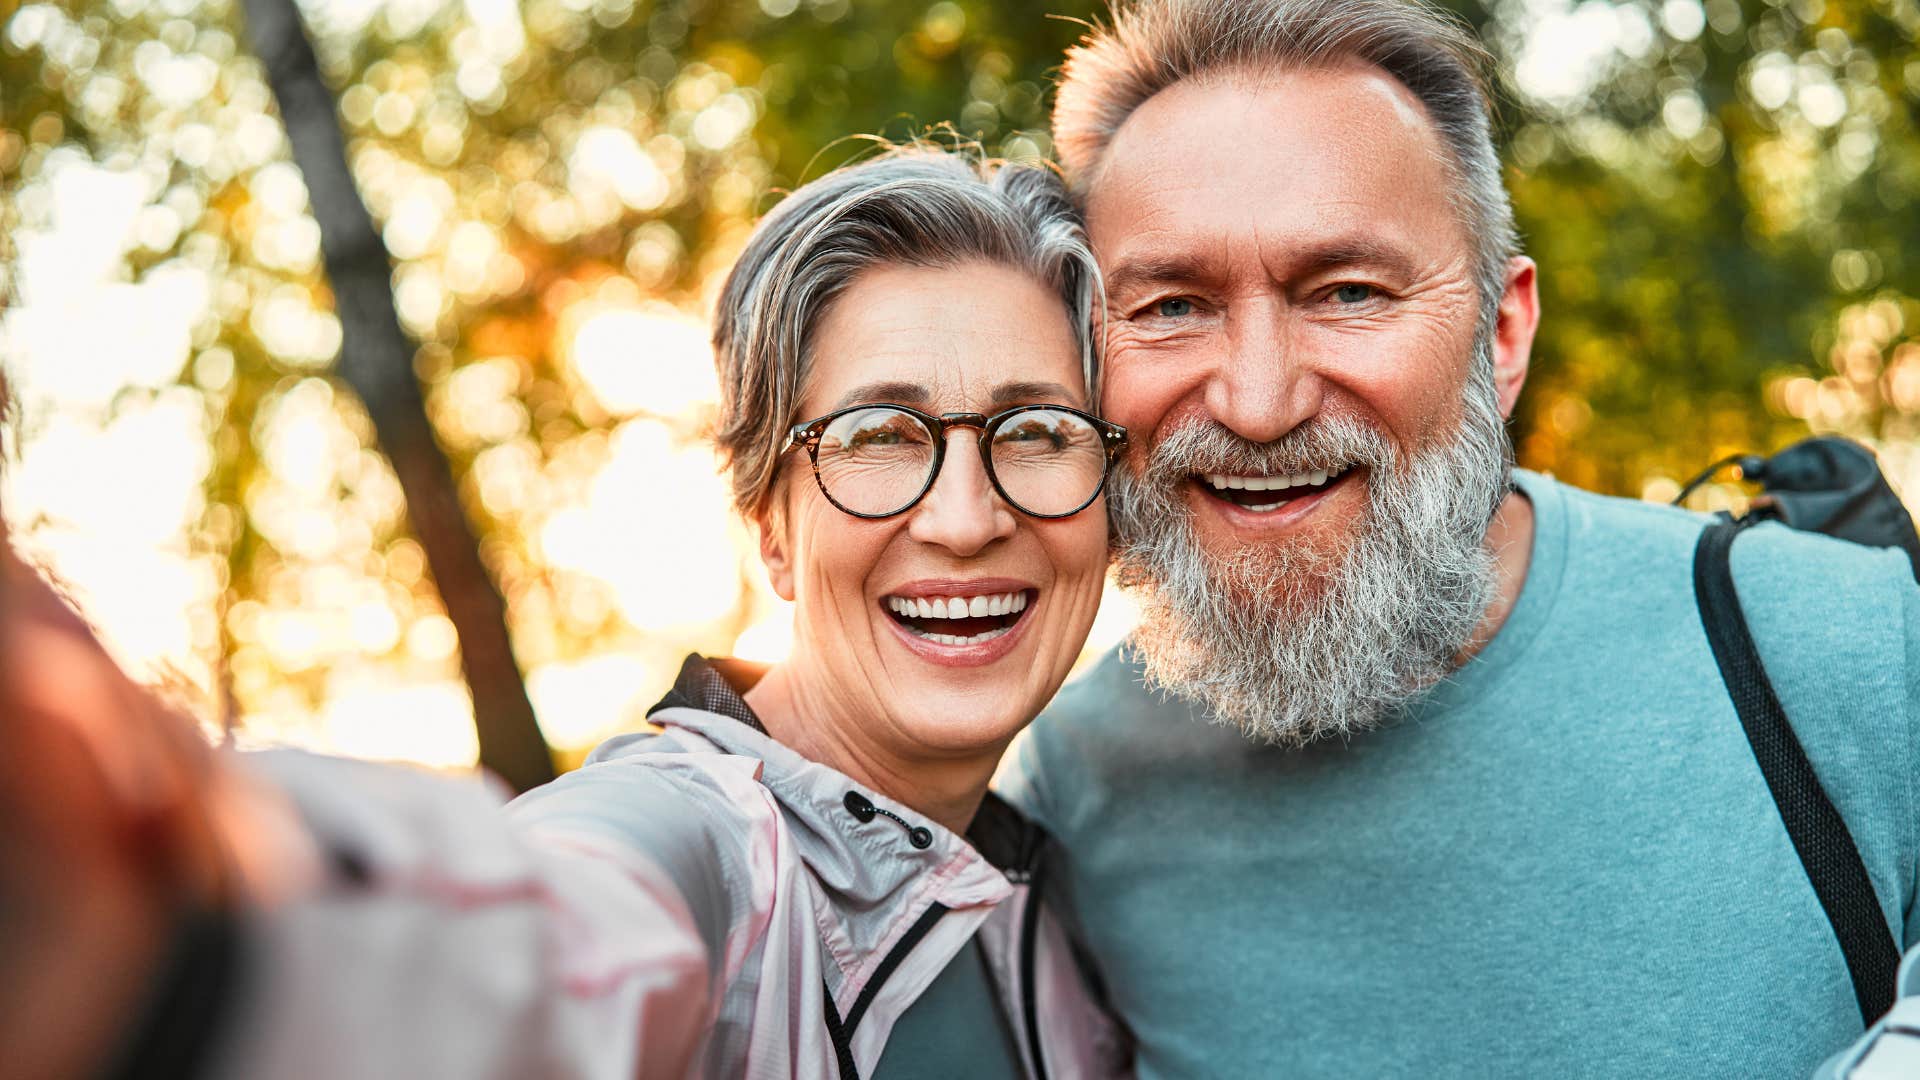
[538,419,744,632]
[317,677,481,770]
[566,304,719,419]
[731,600,796,663]
[526,651,654,751]
[1082,578,1141,661]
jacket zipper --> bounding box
[1018,865,1051,1080]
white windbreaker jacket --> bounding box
[176,655,1128,1079]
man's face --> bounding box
[1085,61,1533,739]
[1090,61,1496,568]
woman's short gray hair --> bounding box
[1053,0,1519,338]
[712,148,1100,521]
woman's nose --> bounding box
[906,432,1016,556]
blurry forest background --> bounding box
[1,0,1915,779]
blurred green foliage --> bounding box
[1,0,1916,754]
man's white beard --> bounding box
[1109,360,1513,745]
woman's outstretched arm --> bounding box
[0,547,715,1079]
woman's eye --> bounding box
[1332,284,1376,304]
[1152,297,1195,318]
[849,425,918,447]
[997,420,1063,447]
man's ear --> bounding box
[1491,256,1538,419]
[756,505,795,603]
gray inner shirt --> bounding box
[870,940,1024,1079]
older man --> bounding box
[1003,0,1920,1075]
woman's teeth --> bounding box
[885,592,1028,619]
[884,591,1030,646]
[918,627,1012,646]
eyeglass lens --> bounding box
[814,406,1108,517]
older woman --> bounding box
[507,149,1129,1076]
[0,149,1128,1079]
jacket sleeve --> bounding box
[1814,946,1920,1079]
[209,749,732,1080]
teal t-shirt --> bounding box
[1003,469,1920,1078]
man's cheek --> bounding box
[1099,346,1185,429]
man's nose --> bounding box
[1203,300,1322,444]
[906,433,1016,556]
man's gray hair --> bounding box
[711,149,1100,521]
[1053,0,1520,333]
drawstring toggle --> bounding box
[843,791,933,849]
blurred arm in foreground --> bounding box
[0,543,708,1080]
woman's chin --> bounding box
[889,696,1034,756]
[870,608,1074,752]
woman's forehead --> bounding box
[820,376,1089,414]
[801,262,1087,413]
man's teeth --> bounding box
[885,591,1029,620]
[1202,466,1346,492]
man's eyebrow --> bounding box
[1292,237,1417,281]
[1104,236,1421,298]
[990,380,1083,409]
[832,381,927,410]
[1103,254,1217,298]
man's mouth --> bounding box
[1193,466,1354,512]
[882,590,1033,646]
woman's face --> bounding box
[761,260,1109,757]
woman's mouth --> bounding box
[881,589,1033,646]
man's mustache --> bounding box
[1130,415,1398,484]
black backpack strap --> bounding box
[1693,519,1900,1026]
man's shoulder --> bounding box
[1726,518,1916,709]
[1020,649,1155,786]
[1004,646,1192,827]
[1521,468,1914,610]
[1029,645,1226,759]
[1527,469,1915,763]
[1520,468,1714,555]
[1039,647,1157,728]
[1729,515,1918,605]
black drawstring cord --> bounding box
[843,791,933,849]
[1674,453,1768,507]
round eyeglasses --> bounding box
[781,403,1129,520]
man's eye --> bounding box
[1332,284,1376,304]
[1153,297,1195,318]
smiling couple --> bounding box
[10,0,1919,1077]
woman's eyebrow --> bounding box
[832,381,928,410]
[990,381,1081,408]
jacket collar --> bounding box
[598,660,1043,934]
[650,654,771,733]
[643,654,1045,879]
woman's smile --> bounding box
[878,579,1039,666]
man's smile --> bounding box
[1195,465,1353,512]
[1186,466,1365,526]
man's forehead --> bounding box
[1082,61,1452,249]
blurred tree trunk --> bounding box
[240,0,554,792]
